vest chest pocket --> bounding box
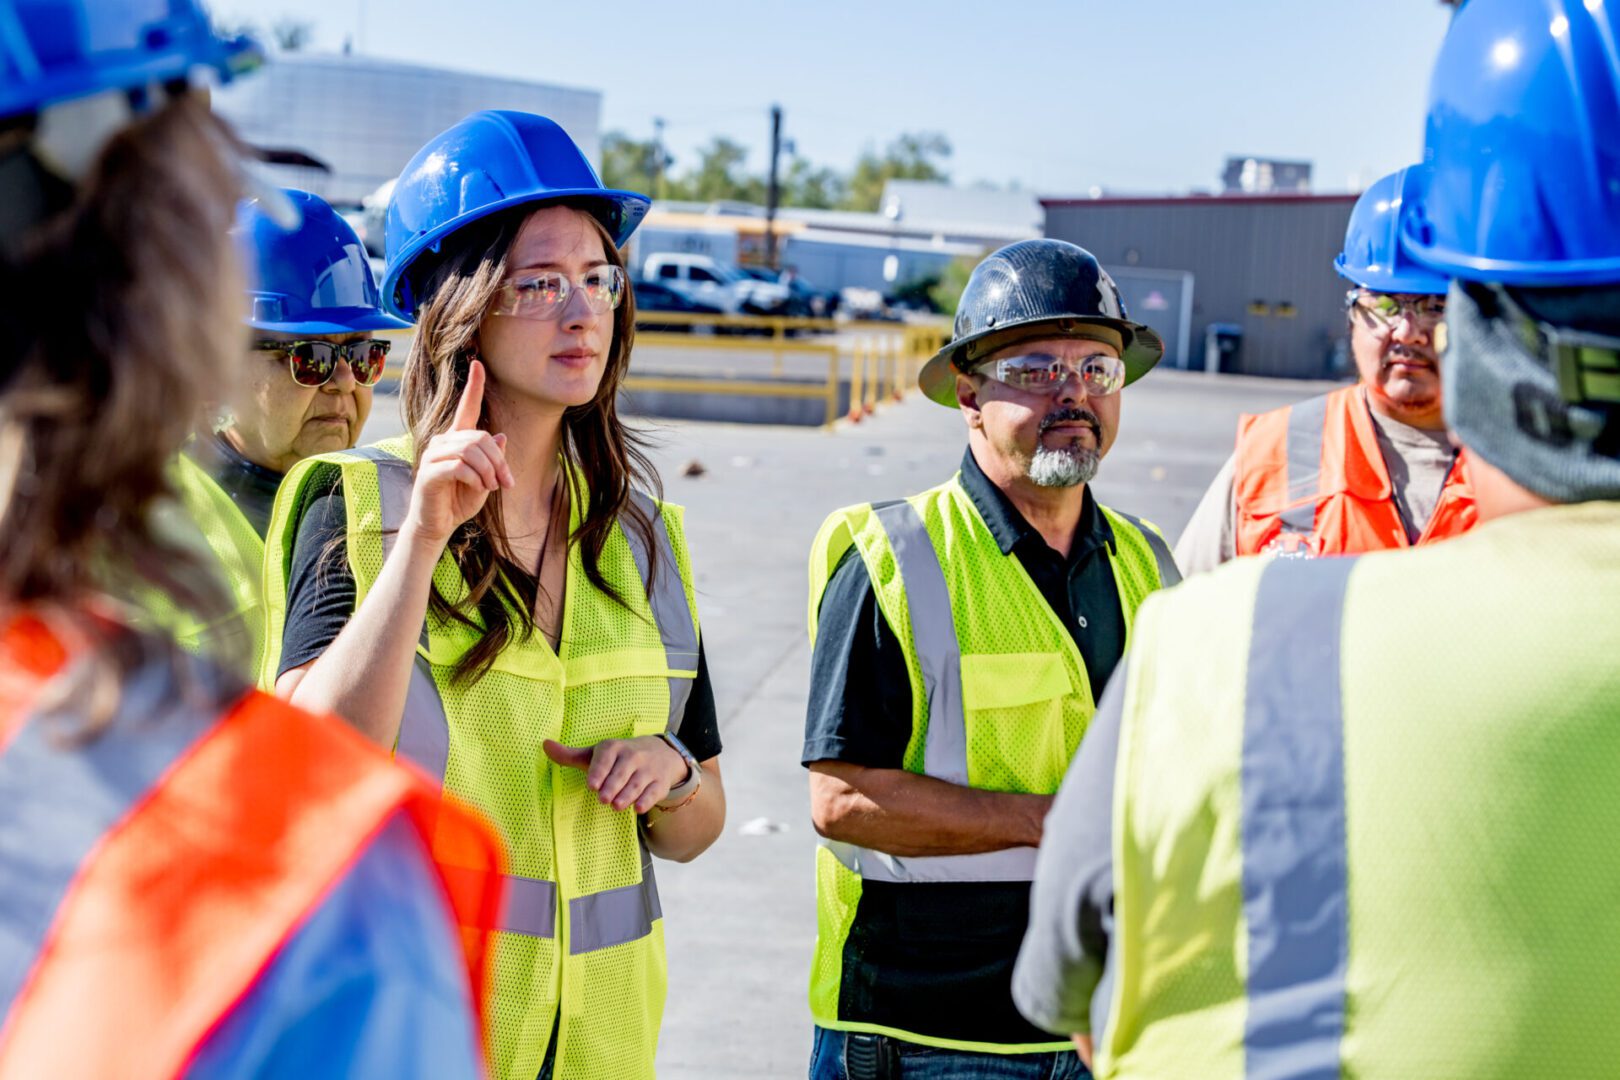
[564,646,689,742]
[958,652,1076,794]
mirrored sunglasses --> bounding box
[255,338,390,388]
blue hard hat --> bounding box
[381,110,651,319]
[0,0,263,120]
[1400,0,1620,287]
[237,189,410,335]
[1335,167,1448,295]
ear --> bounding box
[955,371,984,429]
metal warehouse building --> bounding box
[213,53,601,207]
[1042,194,1358,379]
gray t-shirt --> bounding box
[1174,393,1456,575]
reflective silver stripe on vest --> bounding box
[1110,510,1183,587]
[823,838,1038,884]
[349,450,665,949]
[499,874,557,938]
[569,842,663,954]
[341,445,413,563]
[0,657,226,1008]
[395,654,450,779]
[816,500,1036,884]
[1279,394,1328,536]
[1241,555,1355,1078]
[875,501,966,786]
[351,449,450,778]
[625,490,701,735]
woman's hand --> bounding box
[404,360,515,546]
[543,735,690,813]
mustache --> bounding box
[1384,342,1437,365]
[1040,408,1100,434]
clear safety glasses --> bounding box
[491,265,627,322]
[1350,290,1447,331]
[975,352,1127,397]
[255,339,390,387]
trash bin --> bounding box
[1203,322,1243,374]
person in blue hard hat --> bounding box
[1175,165,1476,573]
[166,188,409,673]
[1014,1,1620,1076]
[0,2,501,1078]
[262,110,727,1080]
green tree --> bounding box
[928,255,980,316]
[213,15,313,51]
[843,132,953,212]
[672,138,765,203]
[599,131,666,197]
[781,156,846,209]
[271,17,313,50]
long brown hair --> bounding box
[401,202,662,682]
[0,95,246,709]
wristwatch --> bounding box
[654,730,702,811]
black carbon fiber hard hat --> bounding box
[920,239,1165,406]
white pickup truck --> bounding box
[641,253,790,315]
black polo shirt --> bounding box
[801,445,1131,1048]
[185,430,283,538]
[803,446,1127,770]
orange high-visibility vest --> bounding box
[0,614,506,1080]
[1233,385,1476,557]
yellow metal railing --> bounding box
[375,314,949,429]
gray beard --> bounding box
[1028,444,1100,488]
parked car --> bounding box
[738,267,840,318]
[359,178,393,259]
[642,253,789,315]
[631,277,726,333]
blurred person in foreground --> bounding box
[1175,166,1475,573]
[0,3,501,1076]
[263,110,726,1080]
[167,188,407,673]
[1014,1,1620,1075]
[803,239,1179,1080]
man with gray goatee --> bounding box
[800,239,1179,1078]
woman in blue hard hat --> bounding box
[168,188,409,674]
[1173,164,1476,574]
[265,110,727,1080]
[0,3,501,1077]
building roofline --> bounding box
[256,49,600,100]
[1040,193,1358,209]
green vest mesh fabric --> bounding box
[138,452,266,678]
[1104,502,1620,1079]
[262,437,699,1080]
[805,474,1173,1053]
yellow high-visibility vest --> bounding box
[263,436,701,1080]
[1098,502,1620,1078]
[806,473,1178,1053]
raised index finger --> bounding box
[452,359,486,432]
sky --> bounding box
[214,0,1456,196]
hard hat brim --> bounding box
[381,187,652,320]
[918,316,1165,408]
[1333,254,1448,296]
[247,308,413,335]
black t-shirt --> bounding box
[279,487,722,761]
[800,446,1132,1047]
[187,430,283,537]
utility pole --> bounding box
[651,117,667,201]
[764,104,782,270]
